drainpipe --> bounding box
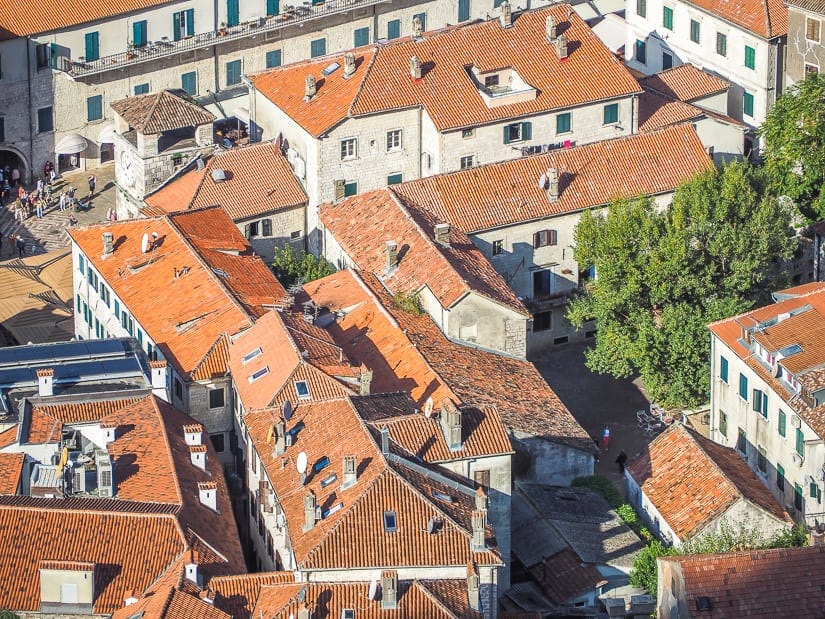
[26,36,35,183]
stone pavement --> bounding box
[0,165,116,260]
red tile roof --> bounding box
[626,424,791,540]
[659,545,825,618]
[252,6,641,136]
[682,0,787,37]
[111,90,216,134]
[191,333,231,381]
[638,89,705,132]
[639,64,730,102]
[390,124,712,233]
[0,453,24,495]
[144,142,307,221]
[25,396,143,444]
[529,547,605,604]
[320,189,528,314]
[0,425,17,449]
[210,573,294,619]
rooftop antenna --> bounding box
[297,451,308,485]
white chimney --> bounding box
[434,222,451,246]
[304,74,317,101]
[471,510,486,551]
[467,564,481,611]
[124,591,138,607]
[546,167,559,202]
[385,240,398,273]
[342,455,357,489]
[555,34,568,60]
[410,55,422,81]
[273,418,286,456]
[185,550,201,587]
[149,360,168,400]
[37,368,54,397]
[359,367,373,396]
[412,15,423,38]
[500,1,513,28]
[343,52,356,78]
[184,424,203,446]
[101,421,118,444]
[440,399,462,451]
[297,604,311,619]
[303,491,317,531]
[190,445,207,471]
[546,15,557,41]
[475,486,489,511]
[380,426,390,455]
[102,232,114,258]
[381,570,398,610]
[198,481,218,512]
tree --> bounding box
[270,244,335,288]
[567,162,795,407]
[759,73,825,221]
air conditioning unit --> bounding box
[72,465,86,494]
[792,452,805,467]
[791,415,802,428]
[333,179,346,201]
[96,452,115,498]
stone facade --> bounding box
[513,432,594,485]
[785,3,825,86]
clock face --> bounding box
[120,150,136,187]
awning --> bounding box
[233,107,251,124]
[97,123,116,144]
[55,133,88,155]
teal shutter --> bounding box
[266,0,279,15]
[173,12,182,41]
[458,0,470,21]
[503,126,511,144]
[186,9,195,35]
[85,32,99,61]
[133,21,147,47]
[87,95,102,121]
[181,71,197,95]
[387,19,400,40]
[522,121,532,140]
[354,27,370,47]
[227,0,239,26]
[387,173,402,185]
[266,50,282,68]
[50,43,59,68]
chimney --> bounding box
[385,240,398,274]
[467,564,481,611]
[412,15,423,38]
[410,55,422,81]
[101,420,118,444]
[342,455,357,489]
[471,510,486,551]
[37,368,54,397]
[546,167,559,202]
[199,589,216,605]
[149,360,168,400]
[303,490,317,531]
[499,0,512,28]
[546,15,557,41]
[198,481,218,512]
[297,603,311,619]
[274,417,286,456]
[304,74,317,101]
[380,570,398,610]
[555,34,568,60]
[185,550,202,588]
[102,232,114,258]
[440,399,463,451]
[434,222,451,246]
[380,426,390,455]
[343,52,356,78]
[184,423,203,446]
[124,591,138,607]
[475,486,489,512]
[190,445,207,471]
[359,367,373,395]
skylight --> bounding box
[431,489,455,503]
[295,380,310,399]
[313,456,330,473]
[778,344,803,357]
[383,510,397,532]
[249,366,269,382]
[242,347,262,364]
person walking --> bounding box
[602,425,611,452]
[14,235,25,259]
[88,175,96,198]
[59,191,67,212]
[615,450,628,474]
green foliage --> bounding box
[270,244,335,288]
[567,162,795,407]
[392,290,424,315]
[630,541,678,593]
[764,523,809,549]
[680,520,762,554]
[759,73,825,221]
[571,475,623,509]
[0,612,20,619]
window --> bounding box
[134,83,150,95]
[295,380,310,399]
[227,0,240,26]
[556,112,571,134]
[663,6,673,30]
[207,433,224,454]
[174,377,183,399]
[354,26,370,47]
[458,0,470,21]
[637,0,647,18]
[662,52,673,69]
[383,510,397,532]
[173,9,195,41]
[242,347,262,363]
[492,240,504,256]
[806,63,820,75]
[266,50,282,68]
[387,19,400,40]
[716,32,727,56]
[78,254,85,274]
[690,19,701,43]
[87,95,103,122]
[719,410,728,437]
[414,12,426,32]
[720,356,729,383]
[779,409,787,437]
[752,388,768,418]
[503,121,532,144]
[181,71,197,96]
[85,32,100,62]
[777,463,785,491]
[485,74,500,88]
[249,366,270,382]
[807,17,821,42]
[736,428,747,455]
[744,45,756,69]
[114,299,120,320]
[533,269,553,296]
[635,39,646,64]
[266,0,280,16]
[132,20,148,47]
[87,266,98,290]
[533,310,552,332]
[262,219,272,237]
[738,373,748,399]
[244,221,259,238]
[209,387,225,409]
[603,103,619,124]
[290,230,301,240]
[36,43,52,70]
[795,484,804,511]
[533,229,558,248]
[310,38,326,58]
[743,91,754,118]
[461,128,474,138]
[460,155,474,169]
[387,173,402,185]
[37,107,53,133]
[99,284,110,307]
[474,469,490,488]
[344,181,357,196]
[226,59,242,86]
[796,428,805,457]
[757,446,767,474]
[340,138,356,159]
[386,129,402,151]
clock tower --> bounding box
[110,90,216,219]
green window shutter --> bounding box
[458,0,470,21]
[226,59,242,86]
[387,19,400,40]
[387,173,402,185]
[78,254,85,274]
[720,356,728,382]
[690,19,700,43]
[556,113,570,133]
[310,38,326,58]
[503,125,511,144]
[603,103,618,124]
[636,0,646,17]
[85,32,100,61]
[762,392,768,418]
[50,43,59,69]
[186,9,195,35]
[134,83,149,95]
[796,428,805,456]
[635,39,646,64]
[739,373,748,399]
[354,27,370,47]
[777,463,785,491]
[344,182,357,197]
[87,95,102,122]
[779,410,786,437]
[752,389,762,412]
[266,50,282,68]
[227,0,239,27]
[133,21,147,47]
[173,12,182,41]
[181,71,197,95]
[521,121,532,140]
[114,299,120,319]
[745,45,755,69]
[266,0,279,15]
[663,6,673,30]
[743,92,754,117]
[716,32,727,56]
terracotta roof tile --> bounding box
[144,142,307,221]
[0,425,17,449]
[0,453,24,495]
[111,90,216,134]
[638,89,705,132]
[25,396,143,444]
[321,189,527,314]
[659,545,825,617]
[210,573,294,619]
[391,124,712,233]
[626,424,791,540]
[191,333,231,381]
[639,64,730,102]
[681,0,787,37]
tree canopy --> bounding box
[270,244,336,288]
[759,72,825,221]
[566,162,795,407]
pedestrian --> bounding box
[36,177,44,193]
[59,191,67,212]
[591,435,600,462]
[36,199,44,219]
[88,174,96,198]
[49,168,57,185]
[602,425,611,451]
[14,235,25,259]
[616,450,628,474]
[68,214,78,227]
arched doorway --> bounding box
[0,149,28,185]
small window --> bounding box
[134,83,150,95]
[484,74,499,87]
[736,428,747,455]
[461,128,474,138]
[209,387,225,409]
[744,45,756,70]
[174,378,183,399]
[795,484,804,510]
[779,409,787,437]
[383,510,397,532]
[210,433,225,452]
[36,43,52,70]
[181,71,197,96]
[690,19,701,43]
[226,59,242,86]
[796,428,805,456]
[474,469,491,488]
[266,49,282,68]
[290,230,302,240]
[387,173,402,185]
[503,121,531,144]
[492,240,504,256]
[716,32,727,56]
[37,107,53,133]
[313,456,330,473]
[807,17,821,42]
[85,31,100,62]
[603,103,619,124]
[243,347,262,363]
[805,63,820,75]
[341,138,357,160]
[662,52,673,70]
[386,129,402,151]
[413,12,426,31]
[295,380,310,399]
[431,489,454,503]
[354,26,370,47]
[262,219,272,237]
[719,410,727,437]
[757,446,767,474]
[344,181,357,197]
[249,366,270,382]
[636,0,647,18]
[460,155,474,169]
[738,373,748,399]
[310,38,326,58]
[533,229,558,248]
[663,6,674,30]
[777,463,785,491]
[87,95,103,122]
[387,19,401,40]
[635,39,646,64]
[533,310,552,332]
[720,356,728,383]
[743,91,754,118]
[556,112,571,134]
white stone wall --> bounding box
[445,293,528,359]
[239,203,306,263]
[514,433,593,485]
[626,470,683,546]
[692,499,791,545]
[694,115,745,163]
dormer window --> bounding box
[466,64,537,108]
[242,347,262,364]
[484,74,499,88]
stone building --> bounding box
[785,0,825,85]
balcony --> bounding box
[66,0,388,78]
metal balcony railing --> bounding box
[67,0,389,78]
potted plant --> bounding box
[218,22,228,36]
[126,41,137,59]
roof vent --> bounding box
[304,75,317,101]
[380,426,390,455]
[102,232,114,258]
[303,490,317,531]
[37,368,54,397]
[546,15,557,41]
[695,596,712,611]
[410,55,422,81]
[440,399,463,451]
[385,240,398,275]
[467,563,481,611]
[555,34,568,60]
[412,15,423,39]
[434,222,450,246]
[546,167,560,202]
[211,168,227,183]
[380,570,398,610]
[500,0,513,28]
[342,455,357,489]
[359,367,373,396]
[124,591,139,607]
[471,510,486,551]
[198,481,218,512]
[343,52,356,78]
[189,445,207,471]
[185,550,202,588]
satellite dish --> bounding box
[423,397,434,418]
[368,579,378,600]
[296,451,308,475]
[283,400,293,421]
[141,233,150,253]
[538,173,547,189]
